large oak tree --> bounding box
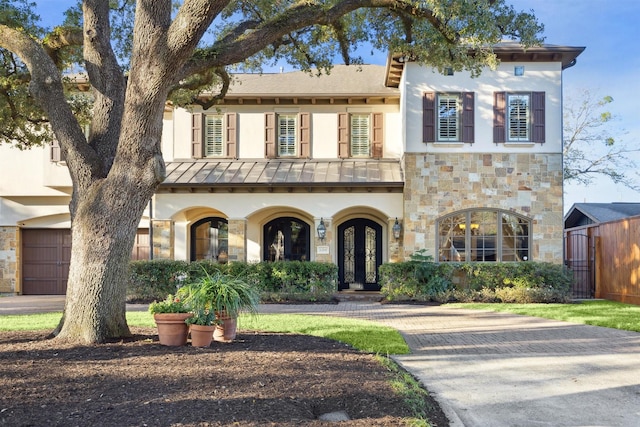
[0,0,542,343]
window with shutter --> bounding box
[495,92,545,143]
[437,94,460,141]
[278,114,297,156]
[424,92,474,143]
[507,94,530,141]
[350,114,370,157]
[204,115,224,157]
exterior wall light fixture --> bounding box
[393,218,402,240]
[317,218,326,240]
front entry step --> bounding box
[333,291,382,303]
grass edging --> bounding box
[447,300,640,332]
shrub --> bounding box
[380,251,573,304]
[126,260,337,303]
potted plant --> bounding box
[148,294,192,346]
[185,308,217,347]
[178,270,259,342]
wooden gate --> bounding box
[564,230,595,299]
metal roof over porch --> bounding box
[159,159,404,191]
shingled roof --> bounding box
[564,203,640,228]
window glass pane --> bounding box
[470,211,497,262]
[438,214,466,261]
[278,114,297,156]
[264,217,309,261]
[438,210,531,262]
[205,115,224,156]
[351,114,370,156]
[507,94,530,141]
[192,218,228,263]
[501,213,529,261]
[437,94,459,141]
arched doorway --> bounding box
[338,218,382,291]
[263,217,310,261]
[190,217,229,263]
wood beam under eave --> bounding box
[293,98,298,104]
[311,98,317,104]
[275,98,280,104]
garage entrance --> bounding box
[21,229,150,295]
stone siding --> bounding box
[151,220,174,260]
[402,152,564,263]
[227,219,246,262]
[0,227,18,293]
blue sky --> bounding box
[34,0,640,211]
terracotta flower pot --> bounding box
[153,313,192,346]
[213,314,237,342]
[189,324,215,347]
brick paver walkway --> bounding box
[259,302,640,427]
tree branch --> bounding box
[179,0,453,76]
[0,24,102,187]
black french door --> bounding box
[338,219,382,291]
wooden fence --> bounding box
[566,215,640,305]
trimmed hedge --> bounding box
[380,251,573,303]
[127,260,338,303]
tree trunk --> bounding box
[54,176,155,342]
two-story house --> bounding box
[0,42,584,295]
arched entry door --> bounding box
[338,219,382,291]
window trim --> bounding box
[437,93,461,142]
[436,208,532,262]
[423,92,474,143]
[191,112,237,159]
[337,112,384,158]
[494,91,545,144]
[265,112,311,159]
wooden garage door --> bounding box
[22,229,150,295]
[22,229,71,295]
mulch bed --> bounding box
[0,328,449,426]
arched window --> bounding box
[190,217,228,263]
[437,209,531,262]
[263,217,310,261]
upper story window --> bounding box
[507,94,530,142]
[437,209,531,262]
[205,115,224,156]
[265,112,310,159]
[278,114,297,156]
[191,112,237,158]
[350,114,370,156]
[337,112,383,158]
[423,92,474,143]
[494,92,545,144]
[438,94,461,141]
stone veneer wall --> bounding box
[402,152,564,263]
[227,219,246,262]
[152,220,174,260]
[0,227,18,293]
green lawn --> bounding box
[448,300,640,332]
[0,310,409,355]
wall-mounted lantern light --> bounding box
[317,218,326,240]
[392,218,402,240]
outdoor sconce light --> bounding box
[317,218,327,240]
[392,218,402,240]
